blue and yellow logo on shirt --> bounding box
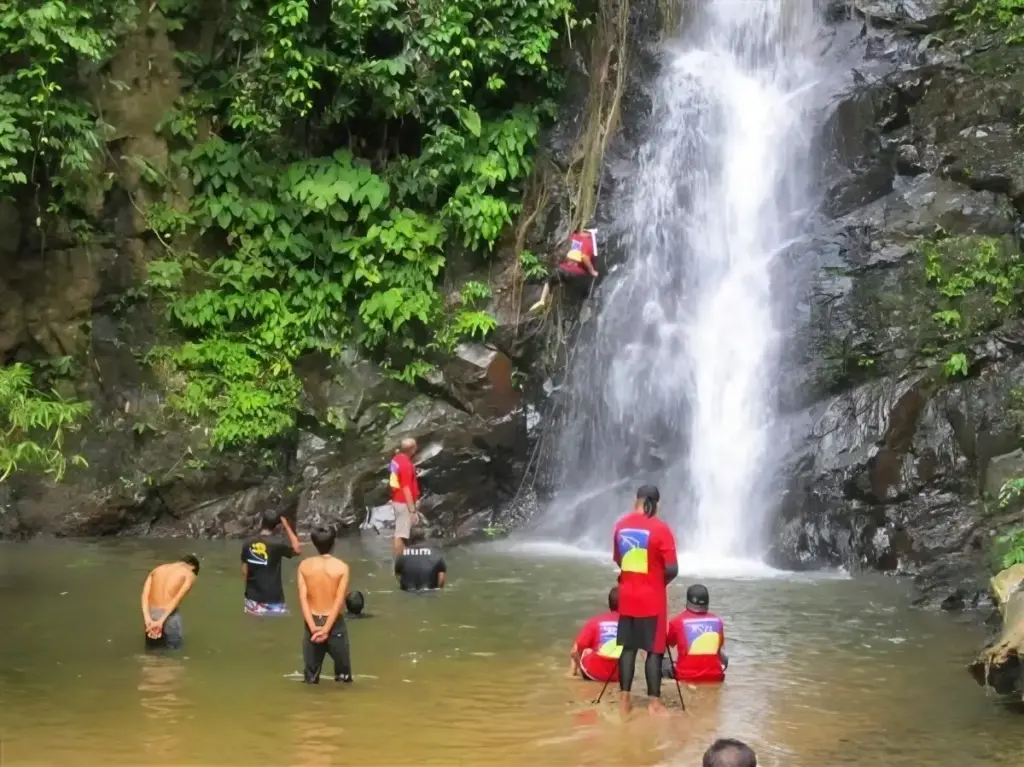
[683,619,722,656]
[389,459,400,489]
[597,620,622,658]
[616,528,650,573]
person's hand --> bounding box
[411,509,420,525]
[146,620,163,639]
[310,627,329,643]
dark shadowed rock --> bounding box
[852,0,949,31]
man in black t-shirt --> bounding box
[394,528,447,591]
[241,512,302,615]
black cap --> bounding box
[687,584,710,607]
[636,485,660,503]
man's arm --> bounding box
[569,642,581,675]
[435,557,446,589]
[141,572,154,627]
[612,526,621,567]
[280,516,302,556]
[661,525,679,584]
[582,253,598,277]
[319,563,350,634]
[241,563,248,582]
[297,566,319,635]
[394,556,403,584]
[154,574,194,627]
[665,619,678,650]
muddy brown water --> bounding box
[0,536,1021,765]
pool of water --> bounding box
[0,535,1019,765]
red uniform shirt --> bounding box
[388,453,419,503]
[558,229,597,276]
[574,610,621,682]
[666,608,726,683]
[613,511,677,619]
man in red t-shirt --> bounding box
[388,438,420,557]
[612,484,678,715]
[570,587,622,683]
[665,584,728,684]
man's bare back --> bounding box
[141,555,200,649]
[147,563,194,609]
[298,555,350,617]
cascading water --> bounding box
[535,0,825,572]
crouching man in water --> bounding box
[297,527,352,684]
[242,511,302,615]
[664,584,729,684]
[570,586,621,683]
[141,555,200,650]
[394,528,447,591]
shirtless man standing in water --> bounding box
[140,555,200,650]
[297,527,352,684]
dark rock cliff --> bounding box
[772,8,1024,609]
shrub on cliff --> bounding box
[0,363,89,483]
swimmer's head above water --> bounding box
[702,739,756,767]
[345,590,365,615]
[607,586,619,612]
[181,554,200,574]
[311,526,336,554]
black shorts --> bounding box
[548,267,593,293]
[618,615,659,652]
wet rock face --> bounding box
[778,29,1024,607]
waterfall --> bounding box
[536,0,824,573]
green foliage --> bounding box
[920,234,1024,379]
[0,363,90,482]
[993,528,1024,570]
[0,0,139,199]
[135,0,580,448]
[518,249,548,280]
[943,352,969,377]
[3,0,580,450]
[952,0,1024,41]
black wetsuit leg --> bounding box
[618,648,638,692]
[645,652,664,697]
[326,619,353,682]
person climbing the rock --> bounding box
[141,555,200,650]
[394,528,447,591]
[297,526,353,684]
[569,586,622,683]
[612,484,678,716]
[529,227,600,312]
[389,438,420,557]
[663,584,729,683]
[241,511,302,615]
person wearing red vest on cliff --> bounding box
[388,438,420,557]
[570,586,622,683]
[529,228,600,312]
[612,485,678,715]
[665,584,729,683]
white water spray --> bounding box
[542,0,824,573]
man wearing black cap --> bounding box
[612,485,679,715]
[665,584,728,683]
